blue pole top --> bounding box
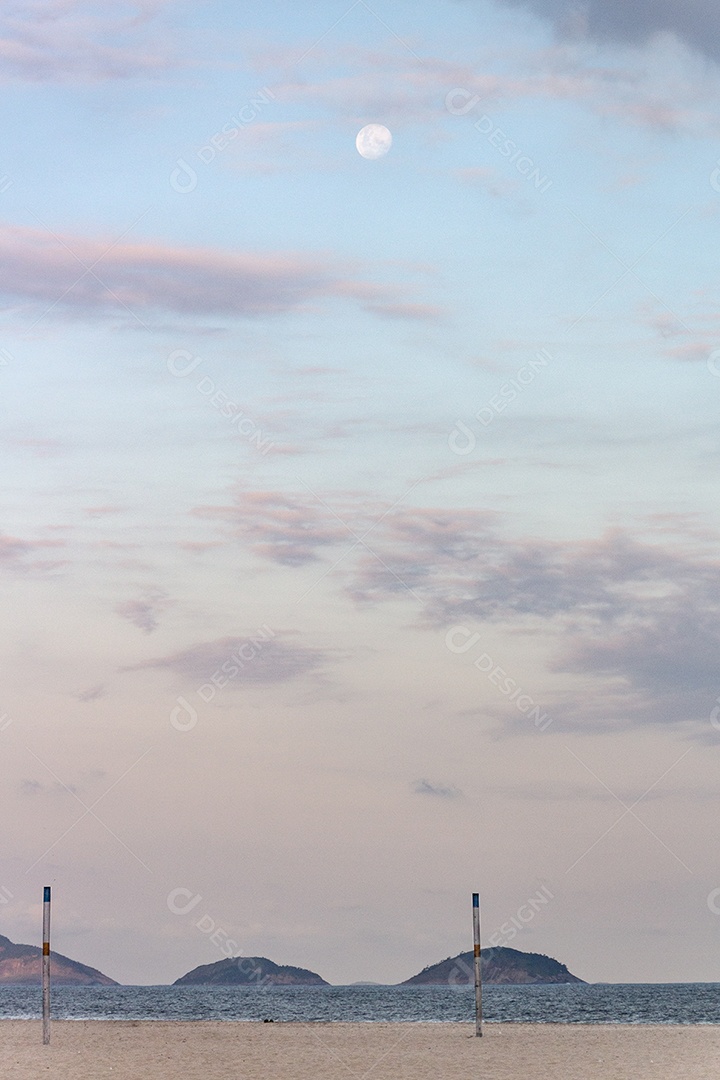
[43,887,51,902]
[472,893,479,907]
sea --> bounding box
[1,984,720,1023]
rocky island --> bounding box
[0,933,118,985]
[174,955,329,986]
[402,946,584,985]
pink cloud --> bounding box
[193,492,352,566]
[260,41,720,138]
[0,223,430,321]
[0,1,179,83]
[365,302,445,321]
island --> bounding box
[401,946,585,985]
[173,955,329,986]
[0,933,118,985]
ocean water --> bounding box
[1,984,720,1023]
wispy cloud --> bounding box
[193,491,353,566]
[194,489,720,733]
[130,634,328,685]
[262,39,720,138]
[115,588,171,633]
[0,1,180,83]
[412,778,462,798]
[0,223,431,322]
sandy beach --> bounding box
[1,1021,718,1080]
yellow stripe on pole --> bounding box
[43,943,50,956]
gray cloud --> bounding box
[493,1,720,61]
[193,491,353,566]
[0,535,33,563]
[194,489,720,732]
[75,685,107,703]
[0,532,66,574]
[115,589,171,634]
[412,779,463,798]
[131,634,327,685]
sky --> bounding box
[1,0,720,987]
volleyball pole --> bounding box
[42,886,51,1045]
[472,892,482,1036]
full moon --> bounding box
[356,124,392,160]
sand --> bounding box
[1,1021,719,1079]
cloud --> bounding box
[115,589,171,633]
[0,1,179,83]
[196,489,720,733]
[364,302,445,321]
[412,779,462,798]
[0,223,426,322]
[193,492,353,566]
[0,535,34,564]
[0,533,65,573]
[75,685,107,703]
[493,0,720,62]
[131,634,327,685]
[261,39,718,142]
[455,167,520,198]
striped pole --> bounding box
[472,892,482,1037]
[42,886,51,1045]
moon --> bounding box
[356,124,392,160]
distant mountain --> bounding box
[401,946,585,986]
[174,955,329,986]
[0,933,118,985]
